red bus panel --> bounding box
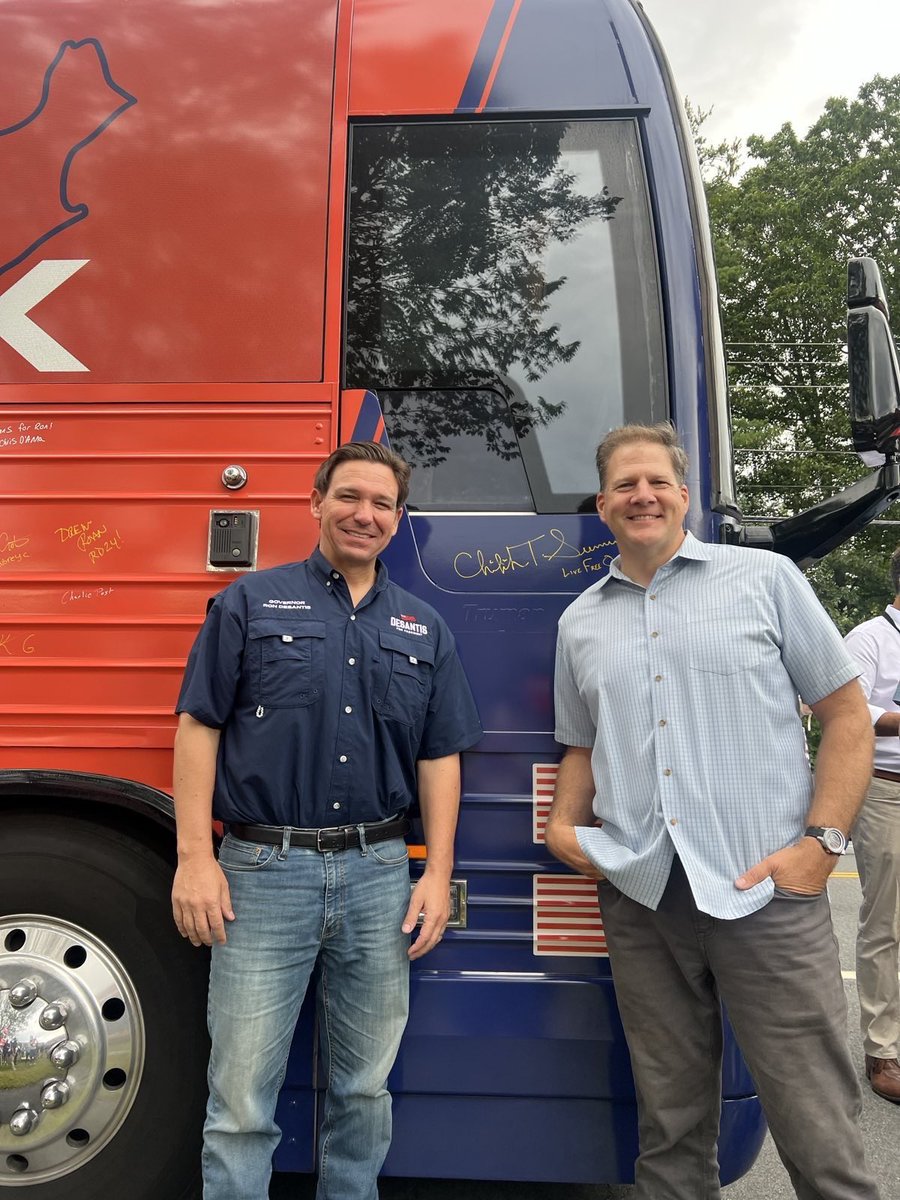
[0,0,339,384]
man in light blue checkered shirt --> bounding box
[547,423,880,1200]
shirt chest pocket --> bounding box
[373,631,435,726]
[249,618,326,708]
[684,617,770,677]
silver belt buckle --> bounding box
[316,825,351,851]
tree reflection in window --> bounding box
[345,120,664,511]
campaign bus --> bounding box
[2,1,900,1196]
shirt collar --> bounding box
[308,546,389,595]
[597,530,709,592]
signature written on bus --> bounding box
[453,528,616,580]
[62,586,116,605]
[0,420,53,449]
[0,531,31,568]
[0,633,36,656]
[54,519,125,565]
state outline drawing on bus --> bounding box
[2,1,900,1197]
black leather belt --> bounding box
[872,767,900,784]
[227,816,410,852]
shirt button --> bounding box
[659,718,667,727]
[348,657,356,665]
[350,615,356,621]
[663,768,672,777]
[332,572,340,580]
[649,593,657,600]
[326,580,332,587]
[344,706,352,714]
[339,755,348,763]
[655,675,663,682]
[650,630,659,638]
[333,802,341,810]
[670,817,677,826]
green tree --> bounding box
[698,76,900,627]
[685,99,742,188]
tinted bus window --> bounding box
[345,119,666,512]
[378,389,535,512]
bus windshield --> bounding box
[345,118,667,512]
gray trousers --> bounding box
[853,779,900,1059]
[598,858,880,1200]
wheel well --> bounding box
[0,790,177,866]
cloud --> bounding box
[641,0,807,140]
[640,0,900,144]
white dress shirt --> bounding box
[844,605,900,780]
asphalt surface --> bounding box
[271,849,899,1199]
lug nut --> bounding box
[10,1105,40,1136]
[39,1001,70,1030]
[41,1080,71,1109]
[51,1039,81,1069]
[9,978,39,1008]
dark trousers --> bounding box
[598,859,880,1200]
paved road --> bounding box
[271,850,899,1198]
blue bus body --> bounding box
[280,0,760,1185]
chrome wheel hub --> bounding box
[0,917,144,1186]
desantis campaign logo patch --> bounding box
[390,614,428,636]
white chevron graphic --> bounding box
[0,260,89,371]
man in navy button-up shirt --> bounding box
[171,442,481,1200]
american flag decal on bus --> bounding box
[533,874,607,957]
[532,762,558,843]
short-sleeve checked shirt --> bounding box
[177,548,482,827]
[554,533,859,918]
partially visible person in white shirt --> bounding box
[843,549,900,1104]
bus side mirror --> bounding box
[847,257,900,458]
[736,258,900,566]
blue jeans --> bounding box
[202,832,411,1200]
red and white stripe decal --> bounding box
[533,874,607,957]
[532,762,558,843]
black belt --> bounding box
[872,767,900,784]
[227,816,410,852]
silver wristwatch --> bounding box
[804,826,847,855]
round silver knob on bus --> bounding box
[222,465,248,490]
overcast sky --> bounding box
[640,0,900,146]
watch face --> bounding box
[822,828,846,854]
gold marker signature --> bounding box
[453,529,615,580]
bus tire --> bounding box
[0,811,208,1199]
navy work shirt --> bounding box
[176,548,482,827]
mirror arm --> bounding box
[738,447,900,568]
